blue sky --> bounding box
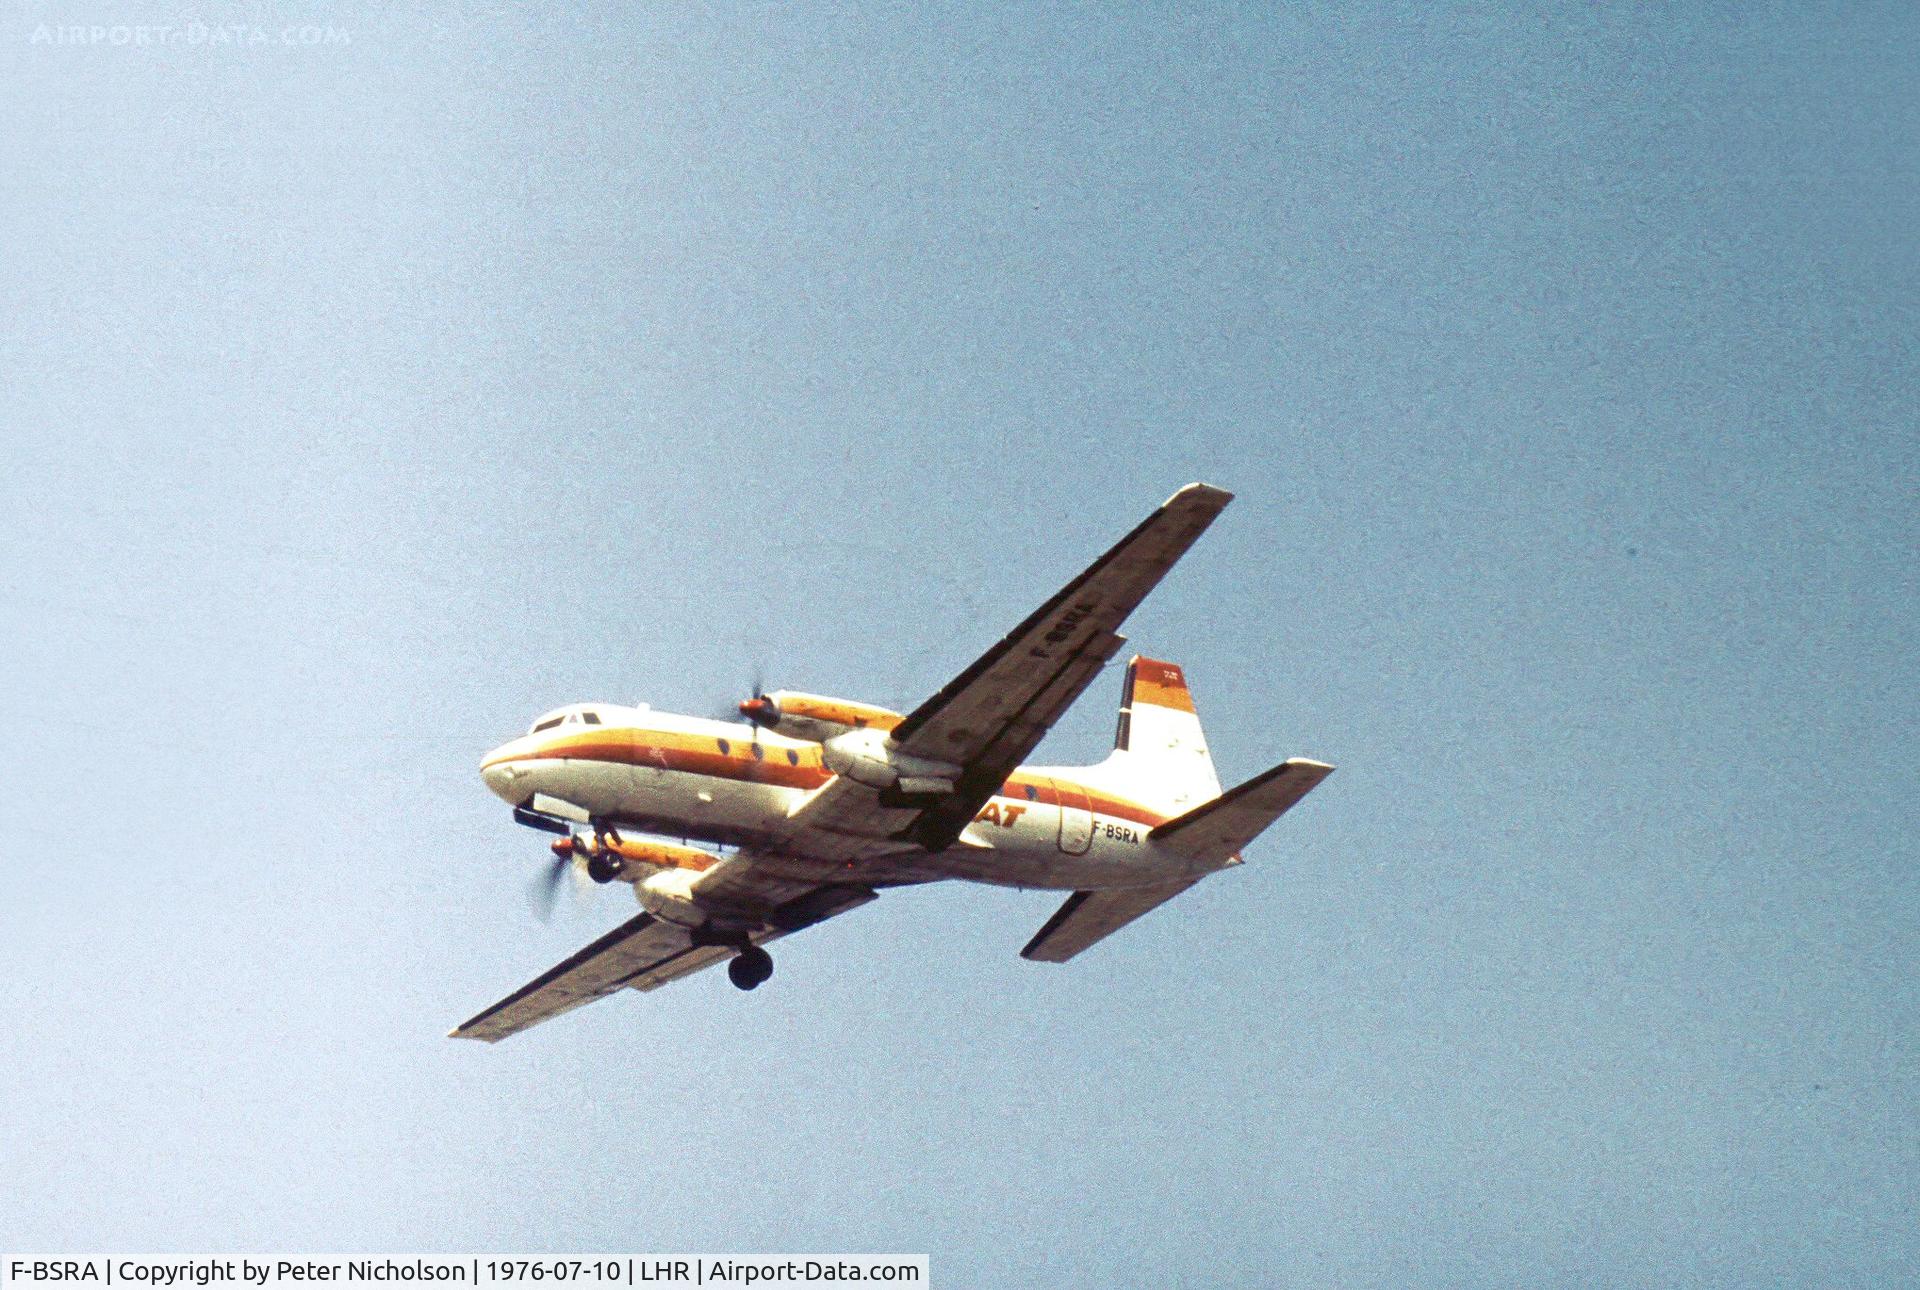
[2,5,1914,1285]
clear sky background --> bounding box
[2,4,1914,1285]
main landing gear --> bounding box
[691,922,772,991]
[727,945,774,991]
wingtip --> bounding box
[1167,481,1234,510]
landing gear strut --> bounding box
[728,945,774,991]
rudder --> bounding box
[1093,655,1222,815]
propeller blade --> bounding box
[526,851,569,921]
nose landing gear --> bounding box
[727,945,774,991]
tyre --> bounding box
[728,952,766,990]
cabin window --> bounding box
[1024,784,1038,800]
[786,750,799,766]
[750,742,764,760]
[717,738,731,755]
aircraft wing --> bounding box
[873,483,1233,851]
[450,884,875,1043]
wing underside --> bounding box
[450,884,875,1042]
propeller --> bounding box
[513,800,589,920]
[526,844,571,920]
[524,834,597,921]
[738,669,780,730]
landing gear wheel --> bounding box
[728,946,774,991]
[585,854,620,884]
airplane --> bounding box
[452,483,1333,1041]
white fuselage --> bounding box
[481,705,1217,895]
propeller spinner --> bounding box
[738,692,781,728]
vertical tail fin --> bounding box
[1092,656,1222,815]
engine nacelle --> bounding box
[553,833,719,883]
[820,726,960,794]
[636,867,706,927]
[740,690,903,742]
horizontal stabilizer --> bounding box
[1149,758,1333,859]
[1020,879,1200,963]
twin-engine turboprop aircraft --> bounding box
[453,484,1333,1041]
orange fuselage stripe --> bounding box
[489,728,1169,829]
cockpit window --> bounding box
[529,705,608,734]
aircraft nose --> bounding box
[480,751,525,803]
